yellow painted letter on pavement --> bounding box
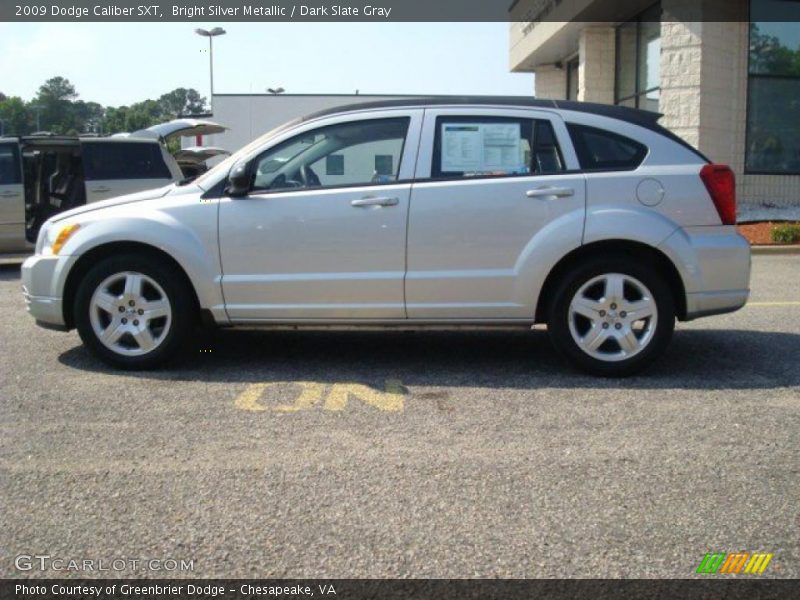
[273,382,325,413]
[324,379,405,412]
[234,383,269,412]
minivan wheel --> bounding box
[547,256,675,377]
[74,254,195,369]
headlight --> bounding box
[35,222,51,255]
[40,223,81,256]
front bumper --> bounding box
[21,254,72,329]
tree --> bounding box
[0,96,33,135]
[158,88,208,117]
[7,78,210,136]
[750,23,800,76]
[34,76,80,133]
[100,106,129,135]
[73,101,105,133]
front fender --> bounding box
[55,212,224,317]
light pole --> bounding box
[194,27,226,112]
[30,105,43,132]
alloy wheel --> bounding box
[88,271,172,356]
[567,272,658,362]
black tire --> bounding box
[74,253,196,369]
[546,254,675,377]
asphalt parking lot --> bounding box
[1,255,798,579]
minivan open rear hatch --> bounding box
[130,119,228,142]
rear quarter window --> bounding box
[567,123,647,171]
[83,141,172,180]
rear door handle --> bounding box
[0,191,21,198]
[91,186,111,193]
[526,186,575,199]
[350,196,399,207]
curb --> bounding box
[750,245,800,255]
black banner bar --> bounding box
[2,579,800,600]
[2,0,798,22]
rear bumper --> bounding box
[685,289,749,319]
[21,254,70,329]
[659,226,751,320]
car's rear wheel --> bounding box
[74,254,195,369]
[547,255,675,377]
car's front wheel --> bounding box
[547,256,675,377]
[74,254,195,369]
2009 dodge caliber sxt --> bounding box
[22,97,751,376]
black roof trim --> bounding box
[299,96,709,163]
[299,95,661,126]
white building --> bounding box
[510,0,800,219]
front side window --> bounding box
[615,3,661,111]
[250,117,409,192]
[567,124,647,171]
[0,144,22,185]
[83,142,171,180]
[432,117,564,179]
[746,1,800,174]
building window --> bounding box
[326,154,344,176]
[615,3,661,112]
[746,1,800,175]
[566,57,579,101]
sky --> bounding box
[0,22,534,107]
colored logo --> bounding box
[696,552,773,575]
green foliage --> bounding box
[771,223,800,244]
[0,96,33,136]
[1,76,209,136]
[158,88,207,118]
[750,24,800,77]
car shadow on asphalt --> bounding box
[57,327,800,391]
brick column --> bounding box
[534,66,567,100]
[659,0,749,195]
[578,27,616,103]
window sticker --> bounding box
[441,122,528,175]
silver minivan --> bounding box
[21,98,751,376]
[0,119,227,253]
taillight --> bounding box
[700,164,736,225]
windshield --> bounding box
[192,117,302,188]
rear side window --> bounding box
[83,142,171,180]
[567,124,647,171]
[0,143,22,185]
[432,117,565,179]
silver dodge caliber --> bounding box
[21,98,751,376]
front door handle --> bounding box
[91,186,111,193]
[526,186,575,199]
[0,191,21,198]
[350,196,399,208]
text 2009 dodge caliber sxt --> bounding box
[22,97,751,376]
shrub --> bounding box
[771,223,800,244]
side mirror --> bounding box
[226,161,251,197]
